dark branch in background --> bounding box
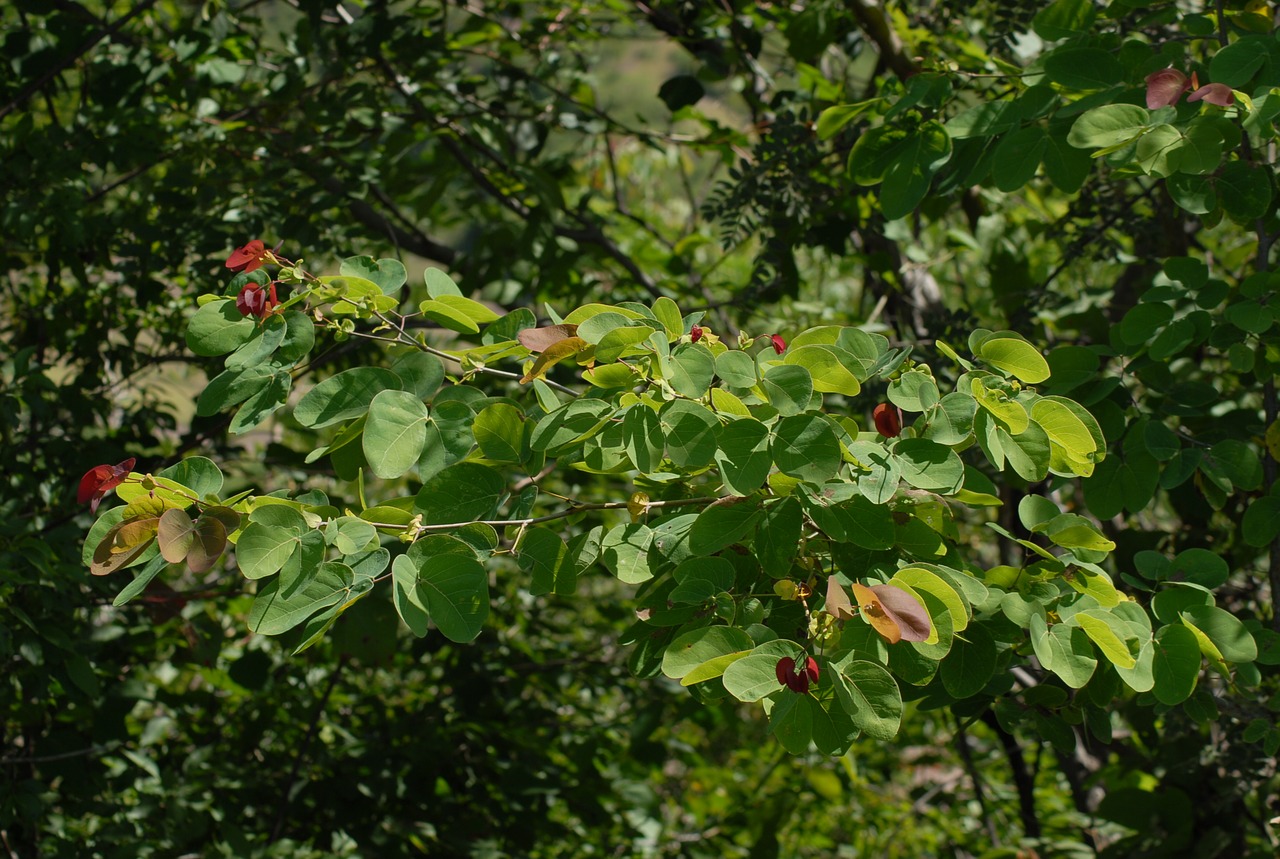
[954,716,1000,847]
[845,0,920,80]
[312,171,457,265]
[0,0,160,122]
[981,710,1042,839]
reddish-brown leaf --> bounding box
[517,323,579,353]
[225,239,271,273]
[825,576,857,620]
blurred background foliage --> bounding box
[2,0,1277,856]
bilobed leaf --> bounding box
[416,552,489,642]
[229,369,291,434]
[825,576,856,620]
[157,508,196,563]
[236,522,302,580]
[852,583,931,643]
[660,400,720,468]
[689,498,762,554]
[1180,605,1257,663]
[518,526,573,596]
[622,406,665,474]
[600,522,655,584]
[363,389,428,479]
[831,658,902,740]
[770,693,816,754]
[341,255,407,295]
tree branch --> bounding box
[981,710,1041,839]
[0,0,159,122]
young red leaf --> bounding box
[1187,83,1233,106]
[873,403,903,438]
[770,334,786,354]
[225,239,272,273]
[77,457,136,513]
[517,323,579,353]
[1145,68,1190,109]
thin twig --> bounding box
[269,655,347,843]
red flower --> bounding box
[77,458,136,513]
[235,282,279,318]
[770,334,786,354]
[225,240,272,273]
[873,403,903,438]
[690,324,704,343]
[776,655,820,694]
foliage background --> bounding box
[3,0,1278,857]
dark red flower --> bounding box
[235,282,279,318]
[873,403,903,438]
[690,324,704,343]
[78,458,136,513]
[775,655,820,694]
[770,334,786,354]
[225,240,272,273]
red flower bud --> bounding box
[770,334,786,354]
[873,403,903,438]
[775,655,820,694]
[225,239,272,273]
[691,324,703,343]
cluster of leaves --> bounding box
[87,241,1271,758]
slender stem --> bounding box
[393,496,719,536]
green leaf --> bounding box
[1074,609,1136,669]
[669,343,716,398]
[723,642,796,702]
[197,365,276,416]
[893,438,964,493]
[1152,623,1201,705]
[1033,0,1096,40]
[363,389,428,479]
[414,462,504,524]
[295,368,400,428]
[228,369,291,434]
[771,415,841,484]
[186,299,257,357]
[660,400,720,468]
[391,351,445,399]
[715,418,772,496]
[424,267,463,297]
[1044,47,1123,90]
[474,403,528,464]
[249,562,353,635]
[419,295,500,334]
[784,345,861,396]
[1208,35,1272,88]
[760,364,814,416]
[661,627,754,680]
[939,624,996,699]
[879,121,951,220]
[1180,606,1257,663]
[1067,104,1149,151]
[689,499,762,555]
[341,255,407,295]
[715,350,758,387]
[1243,496,1280,547]
[770,692,816,754]
[975,335,1050,383]
[1042,623,1099,688]
[831,658,903,740]
[1032,396,1103,477]
[1085,451,1160,519]
[415,552,490,642]
[1219,160,1273,221]
[237,521,302,580]
[600,522,655,584]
